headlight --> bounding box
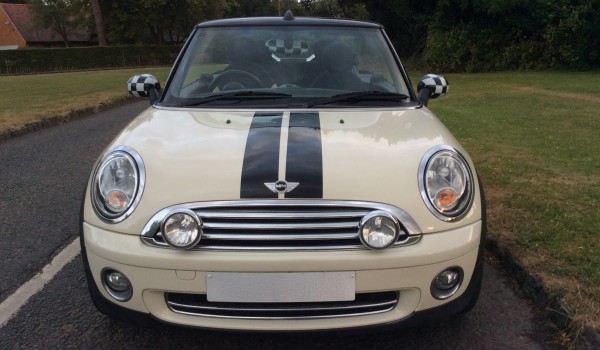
[91,147,145,223]
[162,210,202,249]
[419,146,474,221]
[359,211,400,249]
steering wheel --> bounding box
[208,70,264,91]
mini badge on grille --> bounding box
[264,180,299,194]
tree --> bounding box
[89,0,106,46]
[295,0,369,19]
[28,0,87,47]
[225,0,277,17]
[420,0,600,71]
[311,0,344,18]
[99,0,234,45]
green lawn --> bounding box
[421,71,600,329]
[0,68,171,132]
[1,69,598,330]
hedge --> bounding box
[0,45,182,75]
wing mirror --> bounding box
[417,74,449,106]
[127,74,162,105]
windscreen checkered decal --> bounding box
[127,74,160,98]
[266,39,309,56]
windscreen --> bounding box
[161,25,412,108]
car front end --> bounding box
[81,15,485,331]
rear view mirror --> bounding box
[127,74,162,105]
[417,74,449,106]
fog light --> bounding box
[431,267,463,300]
[162,210,202,249]
[102,269,132,301]
[359,211,400,250]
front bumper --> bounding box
[83,221,481,331]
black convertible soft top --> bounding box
[195,15,382,29]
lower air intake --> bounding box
[165,291,399,320]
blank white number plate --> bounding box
[206,272,356,303]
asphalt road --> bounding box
[0,101,562,349]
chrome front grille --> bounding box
[165,291,399,320]
[141,200,422,250]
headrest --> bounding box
[230,36,266,63]
[321,42,358,72]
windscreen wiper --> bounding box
[182,91,292,106]
[304,91,409,108]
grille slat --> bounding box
[196,210,370,219]
[202,232,359,241]
[203,221,360,230]
[166,291,398,319]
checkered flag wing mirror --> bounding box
[417,74,449,99]
[127,74,161,99]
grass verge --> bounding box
[0,68,171,133]
[421,71,600,341]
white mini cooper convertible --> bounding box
[81,12,486,331]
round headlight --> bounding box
[162,210,202,249]
[91,147,145,223]
[359,211,400,250]
[419,146,474,221]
